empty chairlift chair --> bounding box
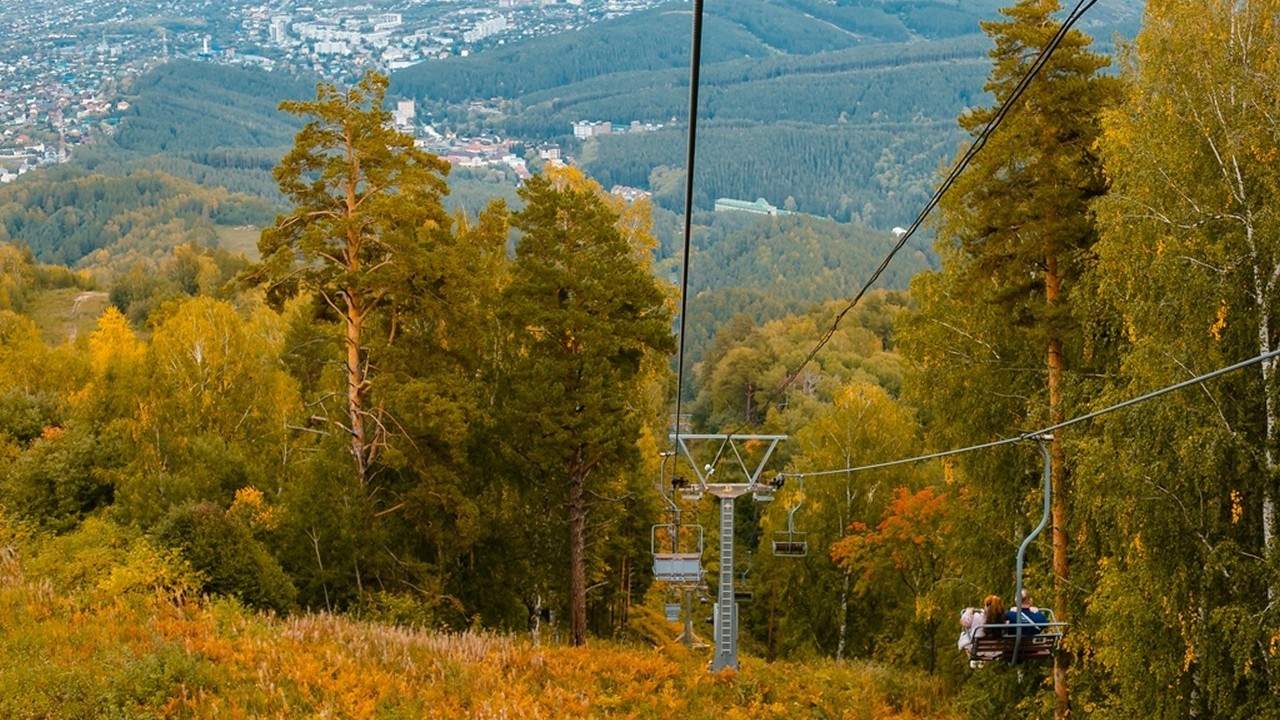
[652,521,704,584]
[771,477,807,558]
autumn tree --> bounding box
[755,382,929,663]
[113,297,300,527]
[1080,1,1280,714]
[497,168,674,645]
[832,484,960,672]
[897,1,1119,712]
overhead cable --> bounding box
[699,0,1099,471]
[765,0,1100,411]
[786,347,1280,479]
[671,0,706,450]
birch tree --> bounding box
[1084,1,1280,714]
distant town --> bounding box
[0,0,672,183]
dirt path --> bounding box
[71,291,109,315]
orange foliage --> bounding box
[0,549,960,719]
[831,486,954,586]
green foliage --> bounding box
[253,70,452,481]
[0,167,275,269]
[832,485,961,672]
[81,59,312,201]
[107,296,299,527]
[496,168,675,644]
[112,60,309,157]
[393,6,774,103]
[749,381,938,667]
[670,215,931,378]
[1076,2,1280,715]
[108,242,250,324]
[1,425,119,533]
[23,517,200,604]
[690,291,911,429]
[0,387,60,446]
[249,71,503,622]
[155,501,296,613]
[953,661,1053,720]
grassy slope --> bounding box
[214,225,262,261]
[22,288,110,346]
[0,574,958,719]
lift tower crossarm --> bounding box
[671,433,786,494]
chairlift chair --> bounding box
[771,478,808,557]
[651,521,704,584]
[967,437,1069,666]
[664,603,682,623]
[966,611,1067,664]
[652,463,705,584]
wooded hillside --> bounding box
[3,1,1279,718]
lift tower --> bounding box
[671,433,786,671]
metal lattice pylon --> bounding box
[670,433,785,671]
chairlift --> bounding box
[967,610,1067,664]
[652,456,705,584]
[651,521,704,583]
[965,435,1069,666]
[771,477,807,557]
[664,603,682,623]
[672,474,703,502]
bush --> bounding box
[1,426,118,532]
[155,501,296,613]
[23,516,199,606]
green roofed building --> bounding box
[714,197,788,216]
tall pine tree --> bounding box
[497,168,674,646]
[254,70,451,488]
[898,1,1119,713]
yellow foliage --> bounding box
[1210,300,1228,342]
[0,575,961,719]
[230,486,280,531]
[87,305,145,375]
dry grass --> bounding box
[0,532,959,720]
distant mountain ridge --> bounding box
[392,0,1144,225]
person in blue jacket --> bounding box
[1006,588,1048,637]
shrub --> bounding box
[23,516,199,606]
[155,501,296,613]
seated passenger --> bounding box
[1006,589,1048,637]
[958,594,1006,664]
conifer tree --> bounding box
[498,169,674,646]
[253,70,451,488]
[897,1,1119,713]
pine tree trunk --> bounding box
[343,131,371,488]
[568,451,588,646]
[345,295,370,485]
[1046,254,1070,720]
